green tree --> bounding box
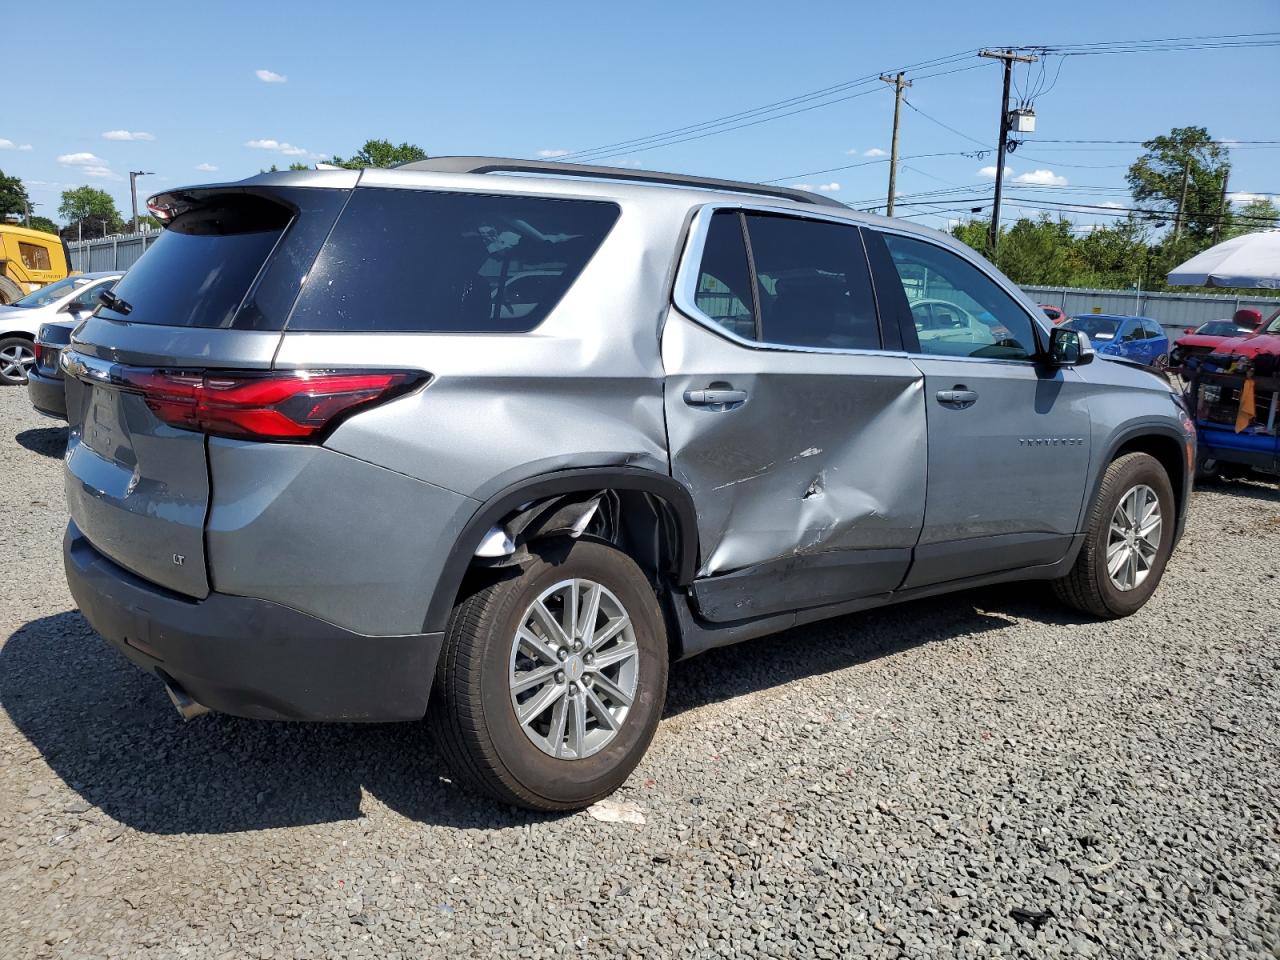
[0,170,29,219]
[28,216,59,235]
[1226,197,1280,239]
[329,139,427,169]
[996,216,1076,285]
[58,185,124,239]
[1126,126,1229,242]
[261,162,312,173]
[1071,217,1149,288]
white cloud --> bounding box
[0,138,33,151]
[1013,169,1068,186]
[195,162,218,172]
[816,182,841,192]
[863,148,887,158]
[1228,191,1276,205]
[82,166,122,180]
[977,165,1013,179]
[102,130,155,141]
[537,148,571,158]
[1099,201,1124,209]
[246,138,308,156]
[58,152,107,166]
[255,69,287,83]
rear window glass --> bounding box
[286,188,620,333]
[95,195,291,328]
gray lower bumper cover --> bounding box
[64,523,443,722]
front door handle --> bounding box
[684,388,748,408]
[935,387,978,409]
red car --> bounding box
[1039,304,1065,324]
[1210,310,1280,361]
[1171,318,1257,366]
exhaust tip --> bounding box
[159,673,210,721]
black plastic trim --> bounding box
[65,523,442,722]
[423,467,700,633]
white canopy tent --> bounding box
[1167,230,1280,289]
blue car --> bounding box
[1063,314,1170,368]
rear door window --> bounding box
[692,211,757,341]
[287,188,620,333]
[743,214,880,351]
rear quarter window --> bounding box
[286,188,620,333]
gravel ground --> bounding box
[0,383,1276,960]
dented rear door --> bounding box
[662,208,926,622]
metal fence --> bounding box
[1022,285,1280,334]
[67,232,160,273]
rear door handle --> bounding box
[684,388,748,408]
[935,387,978,409]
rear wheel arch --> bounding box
[424,467,698,635]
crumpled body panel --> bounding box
[662,312,927,578]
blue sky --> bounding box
[8,0,1279,232]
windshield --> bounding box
[9,276,87,309]
[1262,315,1280,335]
[1065,316,1120,340]
[1196,321,1249,336]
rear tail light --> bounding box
[32,342,44,365]
[86,365,424,441]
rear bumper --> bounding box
[26,369,66,420]
[64,522,443,722]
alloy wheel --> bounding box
[1106,484,1162,591]
[0,343,34,382]
[508,578,640,760]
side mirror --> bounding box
[1049,327,1094,366]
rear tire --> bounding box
[430,538,668,811]
[0,336,35,385]
[1051,452,1176,619]
[0,277,22,305]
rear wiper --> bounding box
[98,290,133,316]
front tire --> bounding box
[1052,452,1176,618]
[431,538,668,811]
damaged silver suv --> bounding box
[61,157,1193,810]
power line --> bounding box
[761,150,982,185]
[548,49,982,163]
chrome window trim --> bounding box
[671,201,910,360]
[867,222,1051,363]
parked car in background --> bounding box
[59,158,1192,812]
[0,224,74,304]
[1062,314,1169,368]
[0,272,121,385]
[1039,304,1065,324]
[1204,310,1280,362]
[28,320,83,419]
[1170,318,1255,367]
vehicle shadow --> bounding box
[0,585,1080,835]
[1196,476,1280,503]
[15,427,67,459]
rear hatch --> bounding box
[62,182,350,597]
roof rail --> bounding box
[394,156,847,209]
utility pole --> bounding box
[129,170,154,234]
[1213,164,1230,244]
[880,72,911,216]
[1173,157,1191,242]
[979,49,1037,259]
